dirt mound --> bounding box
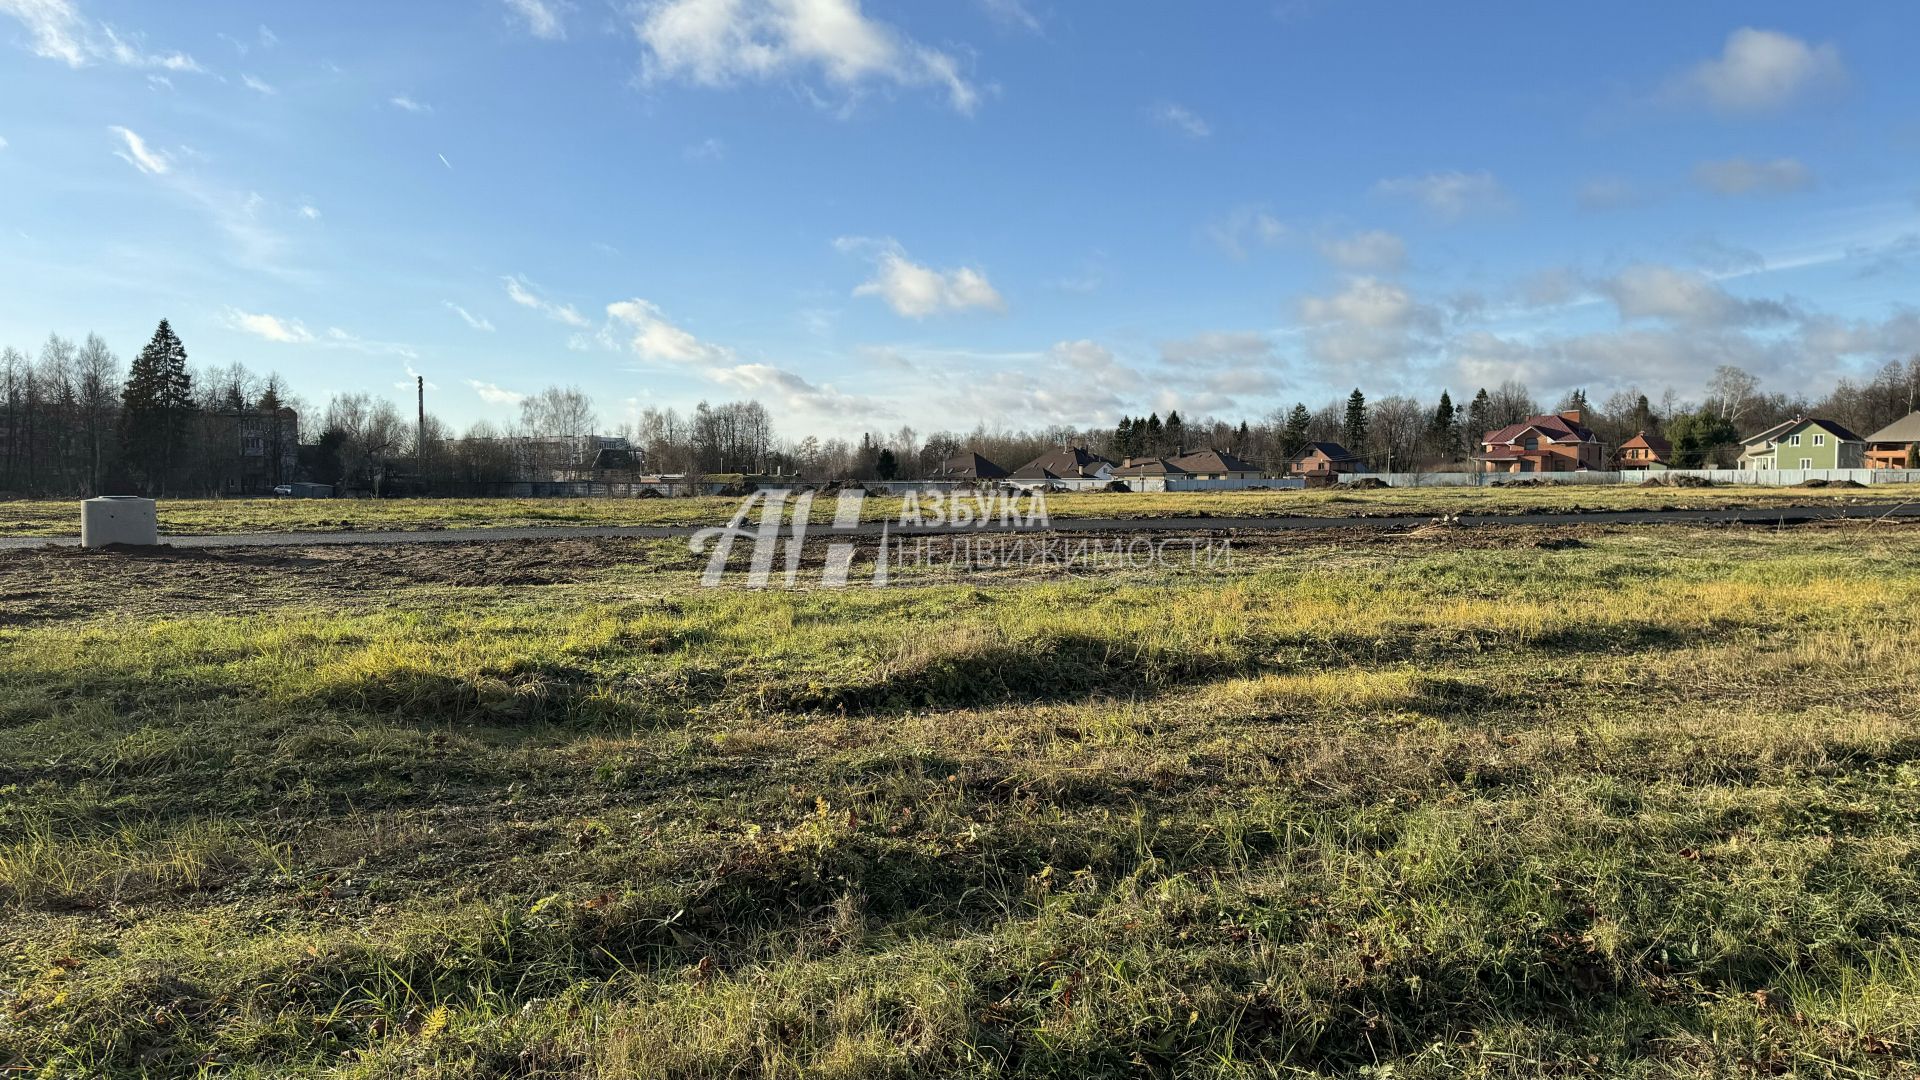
[1339,477,1391,490]
[636,488,663,499]
[1798,478,1829,488]
[1640,474,1717,488]
[1104,480,1131,493]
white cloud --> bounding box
[1207,206,1289,259]
[444,301,495,332]
[1596,264,1793,328]
[1576,176,1649,211]
[1149,102,1210,138]
[503,0,565,39]
[1680,27,1843,112]
[1374,170,1509,221]
[107,125,168,174]
[503,275,590,327]
[298,204,320,220]
[1296,276,1442,366]
[606,298,734,365]
[467,379,525,406]
[838,238,1005,318]
[683,135,726,161]
[0,136,8,150]
[1692,157,1814,197]
[323,326,419,359]
[0,0,202,71]
[241,73,275,94]
[632,0,979,114]
[225,308,314,343]
[977,0,1040,33]
[1158,331,1278,369]
[1317,229,1406,272]
[605,297,880,415]
[389,94,431,113]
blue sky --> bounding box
[2,1,1917,438]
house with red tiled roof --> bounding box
[1475,410,1604,473]
[1616,430,1672,471]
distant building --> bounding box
[1475,410,1604,473]
[1737,418,1866,470]
[1114,448,1262,481]
[212,406,299,494]
[935,451,1010,480]
[1863,412,1920,469]
[1010,446,1116,483]
[1616,430,1672,471]
[1287,442,1368,480]
[1166,448,1261,479]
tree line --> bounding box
[6,319,1918,496]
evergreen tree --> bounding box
[1559,387,1591,417]
[1342,389,1368,451]
[1163,410,1185,455]
[1631,393,1658,434]
[1907,442,1918,470]
[1466,388,1493,446]
[875,448,898,481]
[1281,403,1312,460]
[1142,412,1164,455]
[1114,415,1135,457]
[120,318,193,493]
[1426,390,1457,460]
[1235,420,1250,453]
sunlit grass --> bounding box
[0,482,1912,536]
[3,523,1920,1076]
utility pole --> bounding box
[416,375,425,487]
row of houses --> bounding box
[939,407,1920,485]
[1476,409,1920,474]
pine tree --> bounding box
[1115,416,1135,458]
[1342,389,1368,452]
[1143,413,1164,455]
[1466,388,1492,443]
[120,319,193,494]
[1163,410,1185,455]
[1908,442,1919,470]
[1426,390,1457,461]
[1281,403,1312,460]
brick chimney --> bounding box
[1559,409,1584,425]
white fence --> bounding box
[1364,468,1920,487]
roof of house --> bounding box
[938,451,1009,480]
[1619,431,1672,452]
[1741,416,1867,447]
[1111,457,1183,477]
[1010,446,1115,480]
[1295,441,1362,463]
[1865,411,1920,445]
[1168,448,1261,474]
[1481,412,1599,446]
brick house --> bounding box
[1475,411,1604,473]
[1286,442,1367,480]
[1616,430,1672,471]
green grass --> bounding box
[0,482,1913,537]
[4,522,1920,1076]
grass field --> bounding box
[4,520,1920,1076]
[1,483,1915,537]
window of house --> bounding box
[1523,437,1539,450]
[1813,434,1825,446]
[1800,458,1813,469]
[1790,434,1801,446]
